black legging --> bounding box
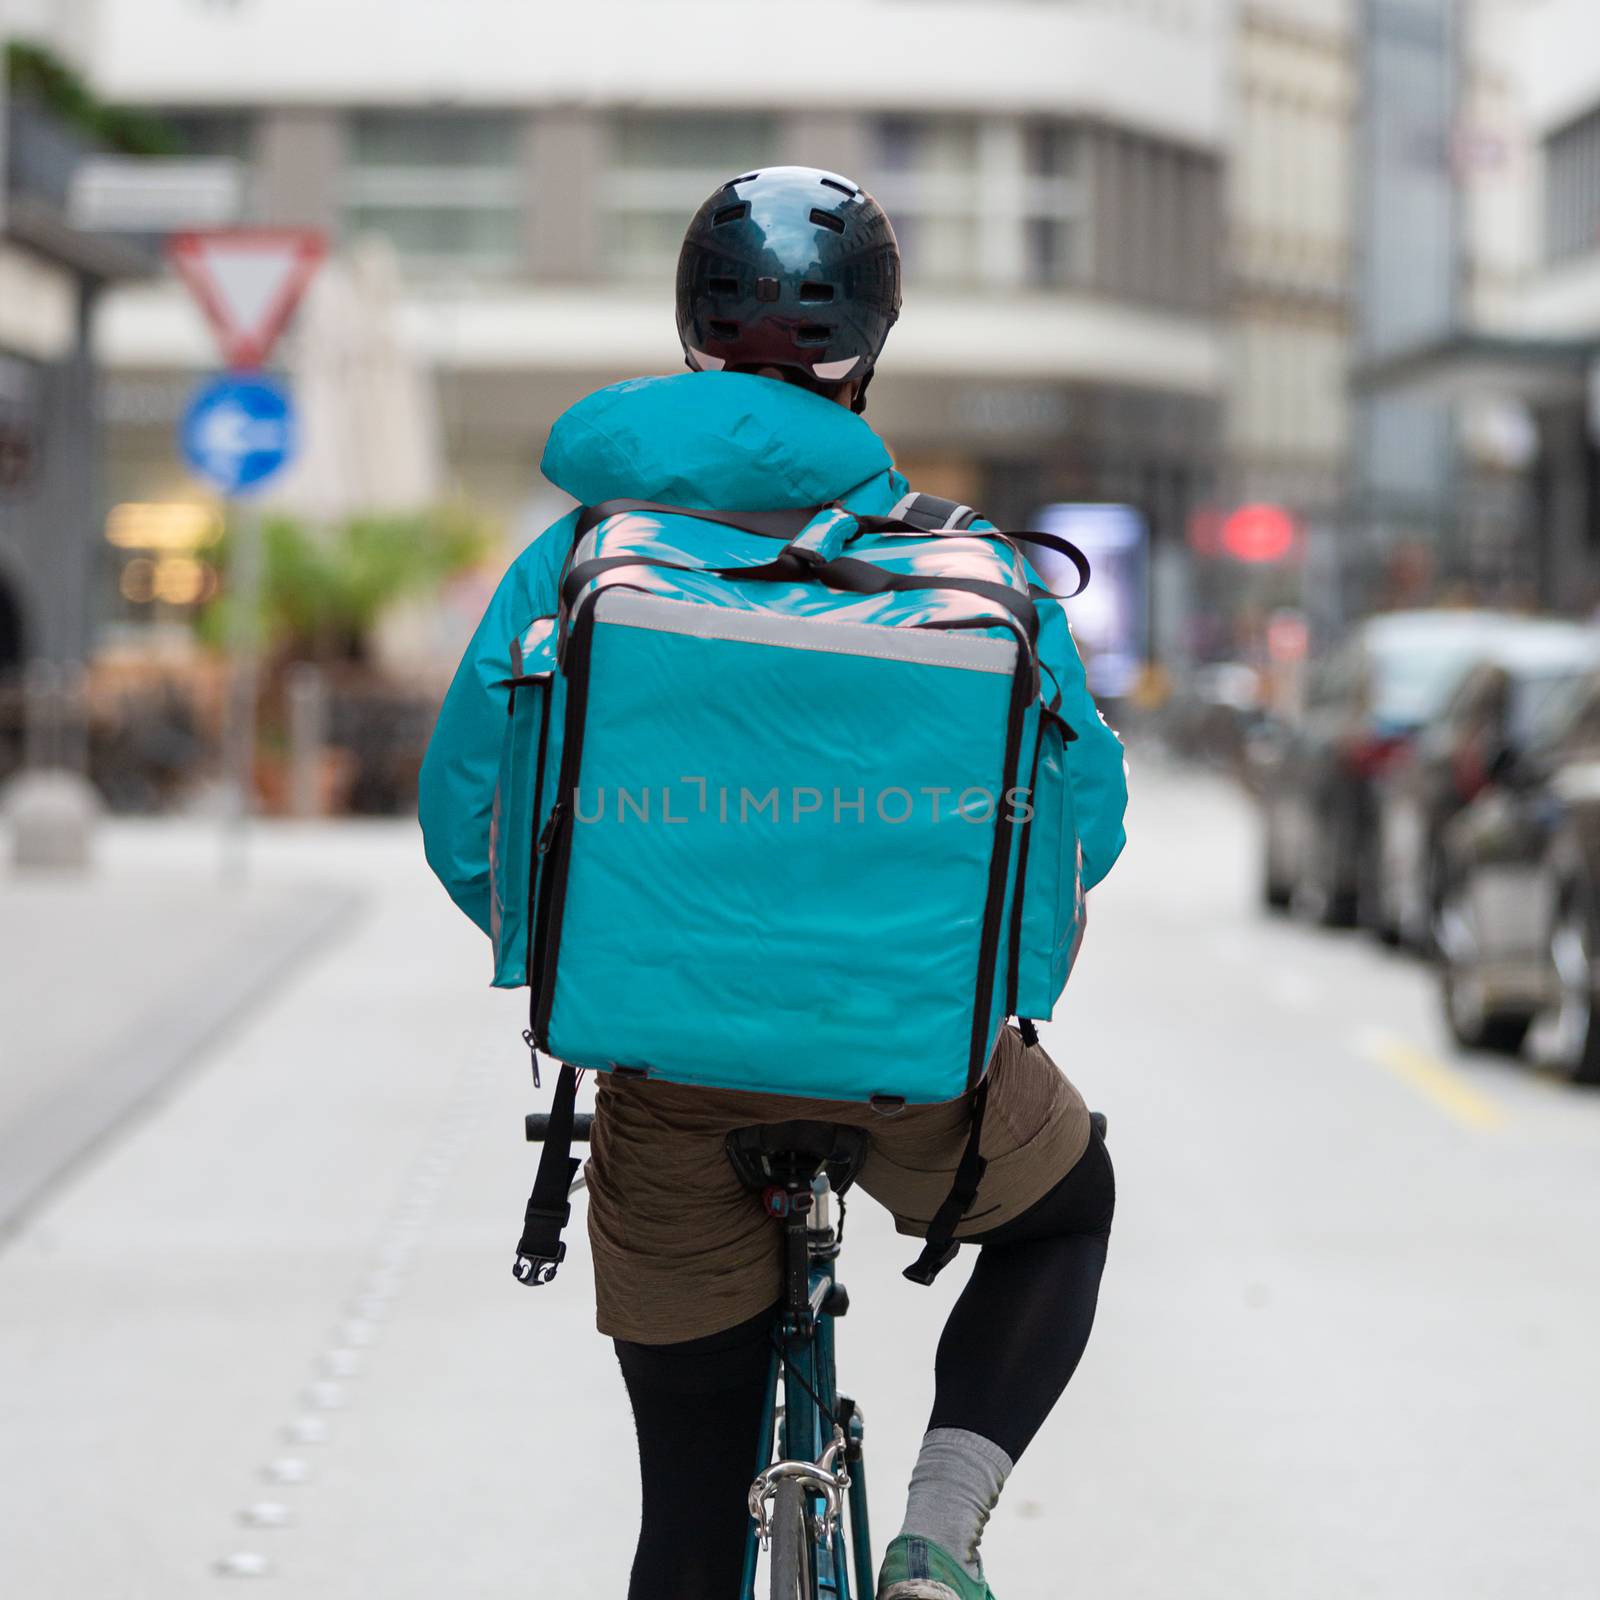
[613,1126,1115,1600]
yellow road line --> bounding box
[1360,1033,1507,1130]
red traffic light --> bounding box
[1220,503,1300,564]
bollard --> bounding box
[5,767,100,871]
[5,660,99,871]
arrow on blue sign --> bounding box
[180,373,297,496]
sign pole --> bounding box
[221,501,263,882]
[167,229,322,885]
[177,372,296,884]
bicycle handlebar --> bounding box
[526,1112,595,1143]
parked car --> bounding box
[1166,661,1267,772]
[1256,611,1544,926]
[1435,668,1600,1082]
[1373,620,1600,949]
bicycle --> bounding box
[526,1109,874,1597]
[526,1104,1106,1599]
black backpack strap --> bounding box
[880,495,1092,600]
[888,491,981,532]
[513,1062,582,1286]
[1011,533,1092,601]
[804,556,1040,646]
[574,498,1091,600]
[903,1076,991,1285]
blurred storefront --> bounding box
[0,84,149,678]
[0,44,154,812]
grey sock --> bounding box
[898,1427,1014,1581]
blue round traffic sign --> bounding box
[180,374,296,496]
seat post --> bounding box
[723,1121,870,1336]
[780,1193,813,1335]
[759,1153,820,1336]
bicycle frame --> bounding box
[740,1173,874,1600]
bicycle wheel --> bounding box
[769,1477,813,1600]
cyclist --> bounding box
[420,166,1127,1600]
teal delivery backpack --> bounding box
[495,491,1092,1285]
[502,494,1089,1096]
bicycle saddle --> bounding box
[725,1121,872,1195]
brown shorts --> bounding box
[584,1025,1090,1344]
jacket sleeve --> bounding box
[1032,594,1129,890]
[418,510,578,936]
[966,513,1128,892]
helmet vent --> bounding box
[798,281,835,302]
[713,202,750,226]
[709,319,740,341]
[820,177,856,197]
[809,208,846,234]
[795,324,832,347]
[708,276,740,295]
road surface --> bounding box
[2,760,1597,1597]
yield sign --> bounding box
[167,228,325,369]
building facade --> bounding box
[1504,0,1600,608]
[1227,0,1354,521]
[0,24,149,681]
[1353,0,1593,612]
[1219,0,1356,649]
[63,0,1232,665]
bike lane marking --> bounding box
[213,1038,497,1580]
[1354,1030,1507,1131]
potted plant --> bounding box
[199,506,492,813]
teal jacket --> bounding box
[419,371,1128,938]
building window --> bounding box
[1023,123,1090,287]
[862,117,1092,294]
[1093,129,1219,311]
[600,114,780,279]
[342,111,523,273]
[163,110,257,163]
[1546,107,1600,265]
[867,117,982,286]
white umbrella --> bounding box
[271,236,443,520]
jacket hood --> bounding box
[540,371,893,512]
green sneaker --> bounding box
[876,1534,995,1600]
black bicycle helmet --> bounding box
[676,166,901,413]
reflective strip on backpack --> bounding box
[592,589,1018,675]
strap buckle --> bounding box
[513,1242,567,1286]
[513,1061,582,1292]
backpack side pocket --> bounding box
[491,669,552,989]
